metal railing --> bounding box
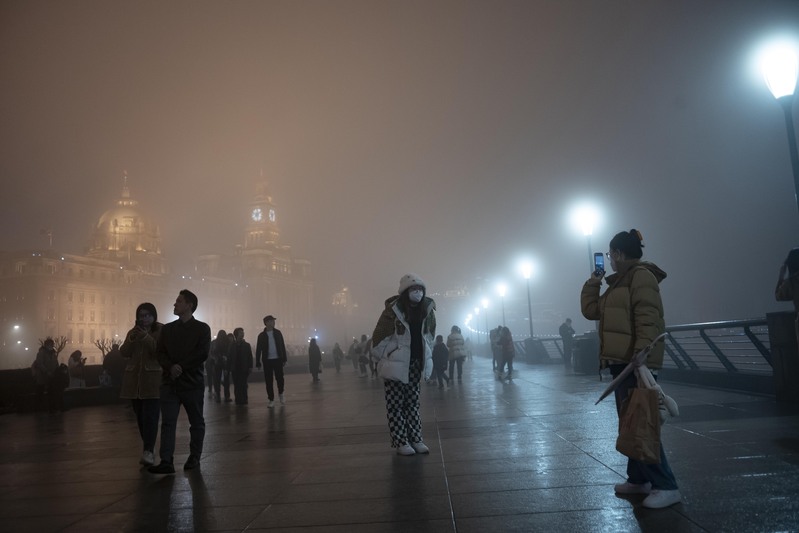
[515,318,777,395]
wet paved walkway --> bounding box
[2,356,799,532]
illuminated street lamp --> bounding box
[497,283,507,327]
[761,41,799,215]
[520,261,534,338]
[571,204,600,273]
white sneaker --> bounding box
[614,481,652,495]
[411,442,429,454]
[396,444,416,456]
[267,400,275,408]
[139,450,155,466]
[279,394,285,405]
[642,489,681,509]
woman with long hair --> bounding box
[120,302,163,467]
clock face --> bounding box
[268,208,276,222]
[251,208,262,222]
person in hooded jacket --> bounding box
[581,228,680,509]
[446,325,467,383]
[431,335,450,388]
[120,302,163,467]
[308,337,322,382]
[370,273,436,456]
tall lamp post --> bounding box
[520,261,534,338]
[572,204,599,273]
[474,307,481,347]
[497,283,507,327]
[762,43,799,215]
[481,298,489,354]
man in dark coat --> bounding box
[148,289,211,474]
[255,315,288,408]
[228,327,253,405]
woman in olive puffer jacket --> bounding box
[580,229,681,510]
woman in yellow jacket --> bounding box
[120,302,163,468]
[581,229,680,509]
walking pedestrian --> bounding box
[370,273,436,456]
[120,302,163,467]
[446,325,467,383]
[228,327,253,405]
[308,338,322,382]
[255,315,288,408]
[432,335,450,388]
[148,289,211,474]
[559,318,576,371]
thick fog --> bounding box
[2,0,798,338]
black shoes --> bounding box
[148,462,175,474]
[183,455,201,470]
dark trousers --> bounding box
[262,359,284,401]
[233,372,249,404]
[222,370,231,400]
[448,358,464,380]
[35,379,63,412]
[562,340,573,367]
[158,385,205,465]
[131,398,160,452]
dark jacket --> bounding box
[432,342,449,370]
[228,340,253,378]
[308,342,322,373]
[255,328,288,366]
[156,317,212,391]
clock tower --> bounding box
[244,181,280,248]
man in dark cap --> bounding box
[255,315,288,407]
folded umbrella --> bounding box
[594,332,668,405]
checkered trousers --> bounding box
[383,358,423,447]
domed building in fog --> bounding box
[0,173,313,369]
[86,174,168,275]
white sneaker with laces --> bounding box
[396,444,415,456]
[411,442,429,454]
[267,400,275,408]
[642,489,681,509]
[139,450,155,466]
[614,481,652,495]
[279,393,285,405]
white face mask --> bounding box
[408,289,424,303]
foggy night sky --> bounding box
[2,0,799,336]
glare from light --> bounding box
[760,40,799,99]
[569,203,600,236]
[481,298,489,309]
[497,283,507,298]
[519,260,533,280]
[474,307,480,315]
[13,325,20,330]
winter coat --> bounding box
[432,342,449,370]
[446,332,467,361]
[120,323,163,399]
[371,295,436,384]
[228,340,253,378]
[156,317,212,391]
[308,343,322,373]
[32,347,58,386]
[581,259,667,369]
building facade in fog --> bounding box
[0,178,312,369]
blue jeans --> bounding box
[158,385,205,465]
[610,365,679,490]
[131,398,160,453]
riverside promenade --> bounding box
[1,356,798,532]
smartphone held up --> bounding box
[593,252,605,276]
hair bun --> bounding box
[630,229,644,247]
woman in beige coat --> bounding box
[120,302,162,467]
